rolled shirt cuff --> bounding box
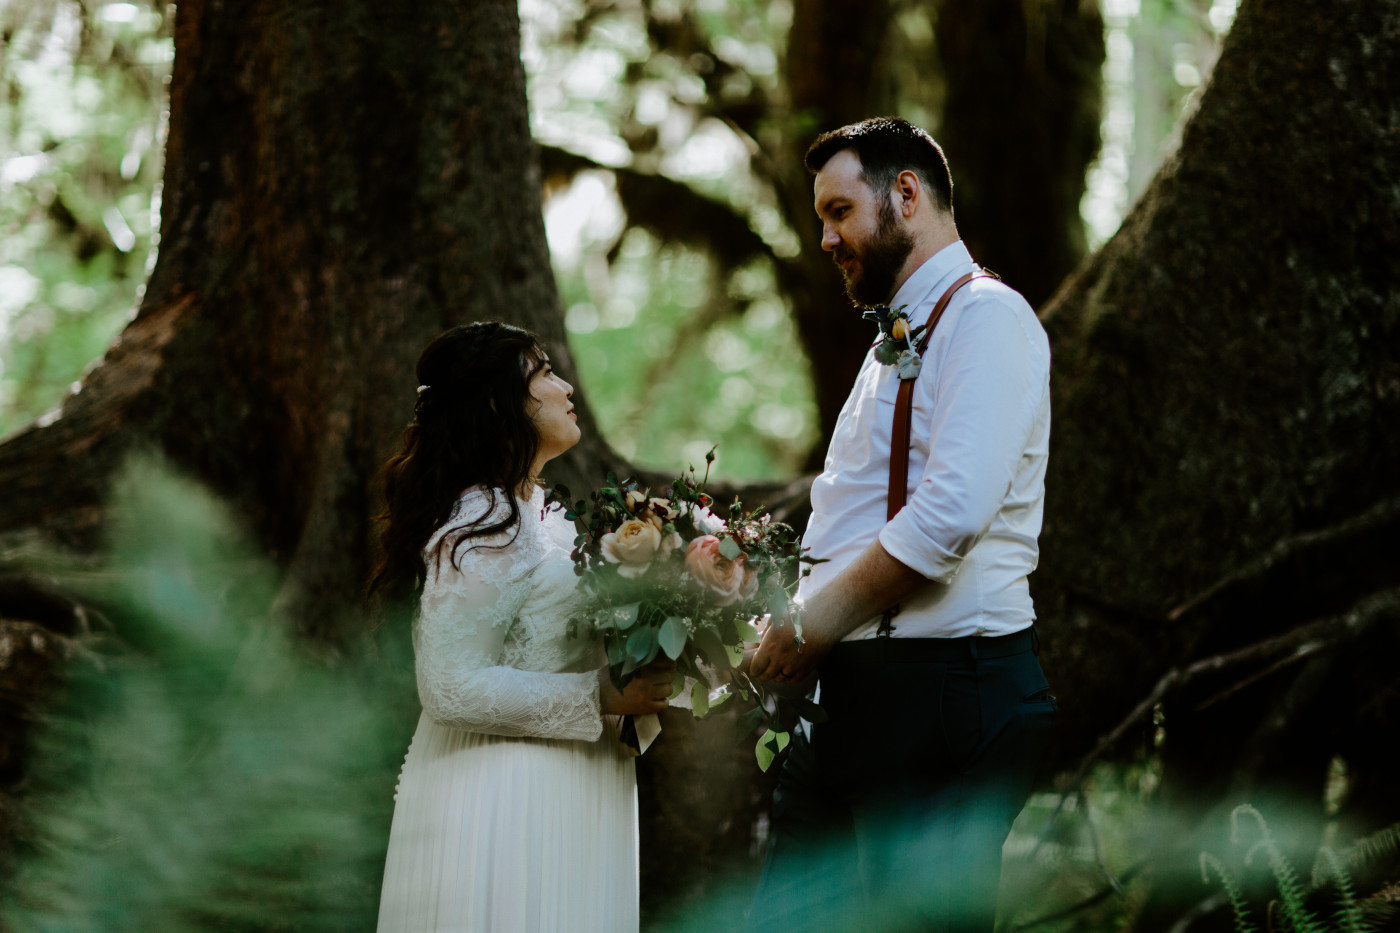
[879,519,963,585]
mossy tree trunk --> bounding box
[0,0,625,866]
[934,0,1104,308]
[0,0,614,637]
[1034,0,1400,921]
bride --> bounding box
[370,322,675,933]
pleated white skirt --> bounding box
[376,713,639,933]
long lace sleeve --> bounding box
[413,491,603,742]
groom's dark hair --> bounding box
[804,117,954,213]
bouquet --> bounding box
[548,450,823,770]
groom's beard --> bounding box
[836,199,915,309]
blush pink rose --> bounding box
[684,535,750,606]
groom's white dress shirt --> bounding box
[798,241,1051,640]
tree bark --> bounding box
[776,0,901,453]
[934,0,1105,308]
[0,0,614,638]
[1033,0,1400,919]
[1037,0,1400,756]
[0,0,626,866]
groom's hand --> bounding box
[750,613,830,685]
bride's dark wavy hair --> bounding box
[370,322,547,600]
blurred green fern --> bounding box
[0,457,418,932]
[1202,805,1400,933]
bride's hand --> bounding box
[600,657,677,716]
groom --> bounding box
[749,117,1056,932]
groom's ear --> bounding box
[894,170,921,217]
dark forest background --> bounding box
[1,0,1398,930]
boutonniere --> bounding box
[862,304,926,379]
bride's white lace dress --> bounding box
[376,485,637,933]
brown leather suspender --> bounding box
[886,270,995,521]
[876,269,993,637]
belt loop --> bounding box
[1031,625,1041,657]
[968,636,979,671]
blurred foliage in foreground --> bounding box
[3,463,1396,930]
[0,458,418,931]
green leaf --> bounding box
[658,616,688,660]
[626,626,657,664]
[612,603,640,631]
[874,340,901,365]
[718,536,742,560]
[690,680,710,718]
[735,706,766,739]
[709,688,733,709]
[723,641,744,667]
[755,728,790,772]
[669,670,687,700]
[734,618,762,644]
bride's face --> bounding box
[526,357,581,467]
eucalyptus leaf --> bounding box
[690,680,710,718]
[755,727,790,772]
[718,536,742,560]
[735,706,766,739]
[874,341,901,365]
[734,619,762,644]
[612,603,640,631]
[658,616,688,660]
[767,587,789,620]
[724,641,744,667]
[669,670,687,700]
[708,688,733,709]
[626,626,657,664]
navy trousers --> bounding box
[747,629,1056,933]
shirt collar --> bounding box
[888,240,976,326]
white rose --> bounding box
[600,518,662,579]
[686,502,726,535]
[657,531,682,561]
